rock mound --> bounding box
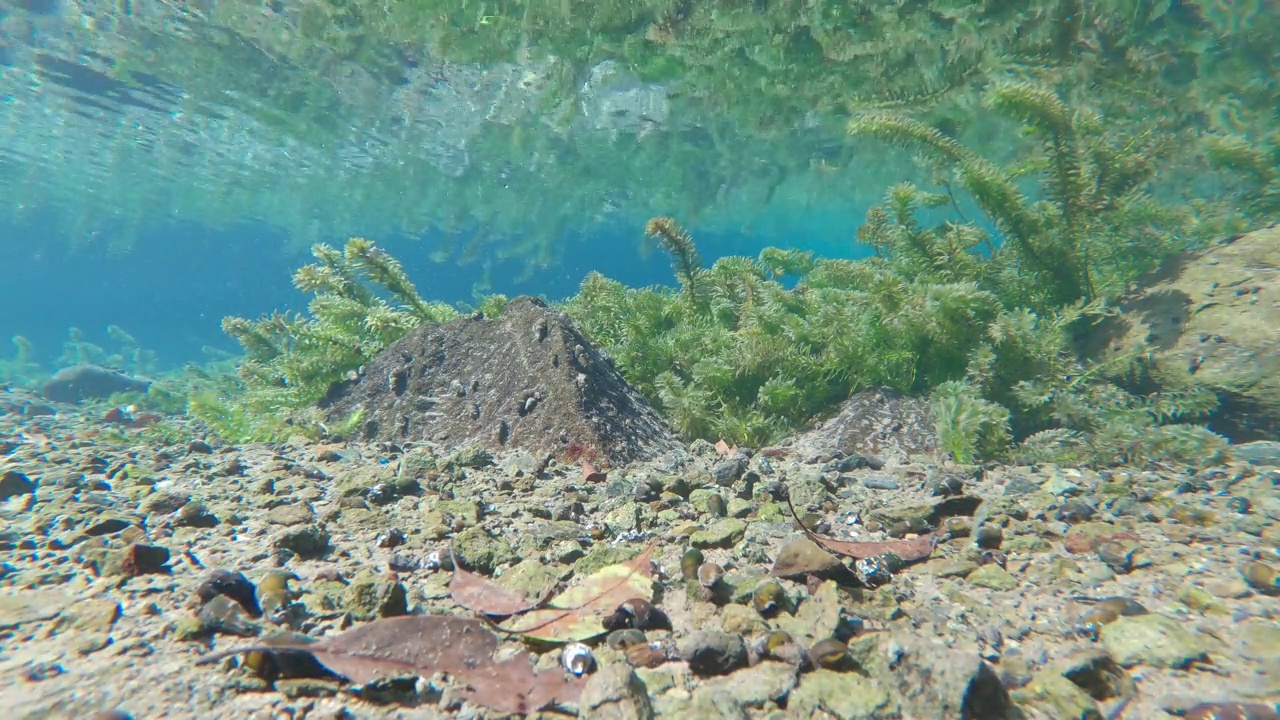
[789,388,937,462]
[323,296,683,464]
[1084,223,1280,441]
[41,364,152,403]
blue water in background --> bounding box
[0,208,872,371]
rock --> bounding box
[1230,440,1280,466]
[579,664,654,720]
[40,365,152,403]
[967,564,1019,591]
[790,388,937,461]
[882,636,1016,720]
[1013,673,1103,720]
[680,630,748,677]
[266,503,315,526]
[1051,648,1134,701]
[862,475,901,491]
[1082,225,1280,440]
[452,525,518,574]
[344,573,408,620]
[689,519,747,549]
[790,670,897,719]
[70,598,121,633]
[323,296,684,464]
[0,470,35,500]
[272,524,331,559]
[698,661,797,709]
[770,538,844,578]
[1099,614,1211,668]
[104,543,170,576]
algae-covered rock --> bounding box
[1085,225,1280,441]
[452,525,518,574]
[1099,614,1211,668]
[689,519,747,549]
[790,670,897,719]
[967,564,1019,591]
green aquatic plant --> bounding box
[1203,132,1280,227]
[1,336,40,387]
[196,237,461,441]
[53,325,159,376]
[849,81,1206,309]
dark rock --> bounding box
[0,470,35,501]
[681,630,748,677]
[790,388,936,460]
[273,524,331,559]
[40,365,151,403]
[196,570,262,617]
[324,296,684,465]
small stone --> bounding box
[104,543,171,576]
[266,504,316,526]
[272,524,331,559]
[452,525,519,574]
[680,630,748,677]
[175,502,218,528]
[862,475,900,491]
[1099,614,1210,668]
[1043,470,1082,496]
[689,519,747,550]
[71,598,121,633]
[1003,476,1040,496]
[344,573,408,620]
[579,664,654,720]
[603,502,641,535]
[967,564,1018,591]
[974,525,1004,549]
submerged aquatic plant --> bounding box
[194,237,459,441]
[849,81,1208,310]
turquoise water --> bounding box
[0,0,1275,404]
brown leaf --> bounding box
[714,439,737,457]
[784,492,938,563]
[449,545,543,617]
[499,544,656,642]
[194,615,584,714]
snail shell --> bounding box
[562,642,595,676]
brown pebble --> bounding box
[1240,561,1279,595]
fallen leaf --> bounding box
[195,615,583,714]
[499,545,656,643]
[714,439,738,457]
[784,492,938,563]
[449,545,543,617]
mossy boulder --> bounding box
[1086,224,1280,441]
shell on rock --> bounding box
[562,643,595,676]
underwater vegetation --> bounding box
[192,238,460,441]
[188,80,1267,466]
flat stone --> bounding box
[790,670,897,719]
[967,564,1019,591]
[689,519,747,550]
[266,503,316,526]
[1100,614,1210,668]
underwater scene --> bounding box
[2,0,1279,717]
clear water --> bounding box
[0,0,1274,371]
